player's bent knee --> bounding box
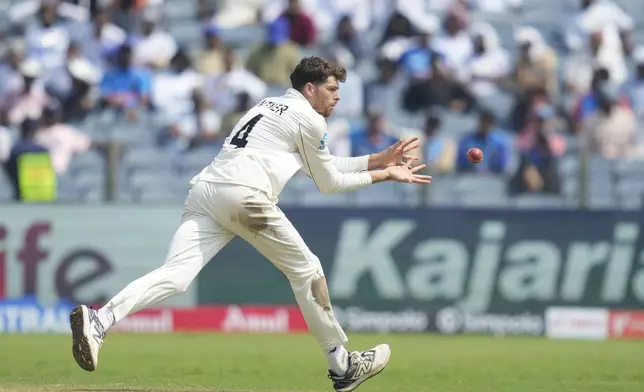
[287,266,333,312]
[284,255,323,282]
[311,274,332,312]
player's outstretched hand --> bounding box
[385,164,432,184]
[372,137,421,169]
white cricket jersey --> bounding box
[190,88,372,198]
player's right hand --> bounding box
[385,165,432,184]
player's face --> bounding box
[310,77,340,118]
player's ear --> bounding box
[304,82,315,95]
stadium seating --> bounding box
[0,0,643,211]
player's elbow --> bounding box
[317,184,336,195]
[317,181,342,195]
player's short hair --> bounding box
[290,56,347,91]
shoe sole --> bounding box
[70,305,96,372]
[335,346,392,392]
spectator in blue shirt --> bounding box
[350,110,398,157]
[398,19,453,112]
[423,111,456,174]
[510,105,564,195]
[99,43,151,121]
[398,22,440,81]
[457,110,510,174]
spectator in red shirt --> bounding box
[280,0,316,46]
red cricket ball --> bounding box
[467,148,483,163]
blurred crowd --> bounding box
[0,0,644,204]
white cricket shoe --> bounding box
[69,305,105,372]
[327,344,391,392]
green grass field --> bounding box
[0,333,642,392]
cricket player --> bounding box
[69,56,431,392]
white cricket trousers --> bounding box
[103,181,348,349]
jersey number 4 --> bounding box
[231,114,263,148]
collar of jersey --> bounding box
[285,88,308,102]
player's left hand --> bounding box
[385,164,432,184]
[371,137,421,169]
